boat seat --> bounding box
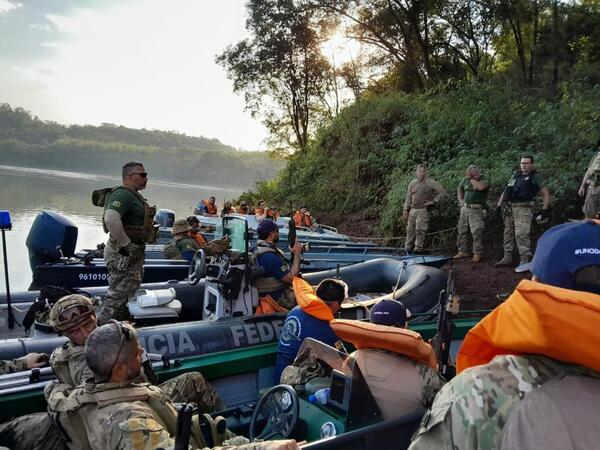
[128,288,182,318]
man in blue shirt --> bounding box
[254,219,303,311]
[274,277,346,383]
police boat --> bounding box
[25,211,449,289]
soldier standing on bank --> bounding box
[96,162,158,323]
[578,139,600,219]
[454,165,490,263]
[402,164,445,253]
[495,156,550,267]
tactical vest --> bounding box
[163,238,182,259]
[92,186,159,245]
[48,382,207,449]
[50,342,91,386]
[507,170,539,203]
[254,241,291,294]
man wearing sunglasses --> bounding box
[47,322,299,450]
[97,161,159,324]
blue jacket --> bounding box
[273,305,339,383]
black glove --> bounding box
[492,205,502,220]
[118,246,130,257]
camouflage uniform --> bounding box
[0,357,28,375]
[100,237,145,323]
[583,152,600,219]
[45,380,270,450]
[163,236,200,260]
[98,186,157,324]
[403,178,445,252]
[456,175,489,256]
[408,354,597,450]
[0,413,67,450]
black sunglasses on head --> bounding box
[107,320,135,372]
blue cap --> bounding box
[256,219,279,235]
[527,220,600,293]
[370,300,411,326]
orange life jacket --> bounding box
[457,279,600,373]
[191,232,207,247]
[331,319,437,369]
[294,210,313,228]
[255,207,266,216]
[292,277,334,321]
[202,200,217,215]
[255,295,289,315]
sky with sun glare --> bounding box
[0,0,271,150]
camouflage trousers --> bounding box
[583,184,600,219]
[502,205,533,258]
[406,208,429,252]
[0,412,67,450]
[97,237,145,324]
[159,371,224,413]
[456,207,486,255]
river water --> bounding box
[0,165,242,292]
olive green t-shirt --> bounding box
[105,187,145,226]
[458,175,490,205]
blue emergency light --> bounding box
[0,210,11,231]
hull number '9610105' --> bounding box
[78,273,108,281]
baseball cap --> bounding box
[523,220,600,293]
[370,299,411,327]
[256,219,279,235]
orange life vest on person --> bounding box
[293,277,334,321]
[294,210,313,228]
[331,319,437,369]
[457,279,600,374]
[190,232,207,247]
[202,200,217,215]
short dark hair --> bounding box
[187,216,200,226]
[122,161,143,178]
[416,164,427,170]
[521,155,534,163]
[574,266,600,295]
[316,278,347,303]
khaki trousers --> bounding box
[502,205,533,257]
[406,208,429,252]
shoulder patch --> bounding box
[118,417,172,450]
[110,200,122,207]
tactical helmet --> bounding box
[172,219,191,235]
[49,294,95,332]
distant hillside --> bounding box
[0,103,280,188]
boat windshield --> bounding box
[215,217,247,254]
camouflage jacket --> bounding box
[49,341,93,386]
[408,354,599,450]
[0,357,28,375]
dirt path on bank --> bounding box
[317,211,529,311]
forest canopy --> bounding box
[0,103,280,189]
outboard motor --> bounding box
[155,209,175,228]
[26,211,78,272]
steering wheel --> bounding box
[188,249,207,285]
[249,385,299,441]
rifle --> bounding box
[174,403,194,450]
[431,270,460,380]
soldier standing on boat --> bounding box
[95,162,158,323]
[454,165,490,263]
[494,156,550,267]
[402,164,446,253]
[578,139,600,219]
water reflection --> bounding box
[0,165,242,292]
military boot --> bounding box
[519,255,531,265]
[453,251,469,260]
[494,252,513,267]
